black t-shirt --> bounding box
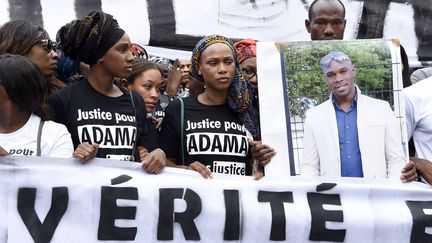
[48,79,147,162]
[160,96,251,176]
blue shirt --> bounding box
[333,96,363,177]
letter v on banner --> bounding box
[17,187,69,243]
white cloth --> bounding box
[404,77,432,160]
[0,114,73,157]
[301,88,406,180]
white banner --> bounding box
[0,156,432,243]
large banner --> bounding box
[1,155,432,243]
[0,0,431,65]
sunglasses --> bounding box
[320,51,351,70]
[39,39,55,54]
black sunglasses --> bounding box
[39,39,54,53]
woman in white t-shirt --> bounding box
[0,54,73,157]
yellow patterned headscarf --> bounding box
[190,34,260,139]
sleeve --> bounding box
[383,102,407,179]
[42,122,74,158]
[132,91,149,147]
[159,100,181,163]
[404,91,416,140]
[300,109,320,177]
[48,91,67,124]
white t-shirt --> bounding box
[404,77,432,160]
[0,114,73,157]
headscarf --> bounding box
[233,38,257,64]
[190,34,260,139]
[130,43,148,59]
[148,55,173,70]
[56,11,125,66]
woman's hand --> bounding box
[141,148,166,174]
[165,59,182,96]
[0,146,9,156]
[73,143,99,163]
[180,161,213,179]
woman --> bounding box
[0,20,64,93]
[123,58,164,155]
[48,11,165,173]
[159,35,275,178]
[0,54,73,157]
[234,38,258,92]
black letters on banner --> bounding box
[157,188,202,240]
[258,191,294,241]
[98,186,138,240]
[307,183,346,242]
[17,187,69,243]
[147,0,202,50]
[406,200,432,243]
[224,190,240,240]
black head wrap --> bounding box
[56,11,125,66]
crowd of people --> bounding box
[0,0,431,184]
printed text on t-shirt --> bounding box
[77,108,136,124]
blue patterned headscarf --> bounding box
[190,34,260,139]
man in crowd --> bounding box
[301,51,416,181]
[404,77,432,184]
[305,0,346,40]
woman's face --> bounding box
[101,33,134,79]
[25,38,59,78]
[130,69,163,113]
[198,43,235,93]
[240,57,257,90]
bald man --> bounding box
[305,0,346,40]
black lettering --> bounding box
[224,135,238,153]
[238,137,248,154]
[211,134,222,152]
[130,129,137,146]
[105,127,114,146]
[224,190,240,240]
[189,135,198,152]
[93,126,104,144]
[406,200,432,243]
[147,0,202,50]
[116,127,130,146]
[18,187,68,243]
[307,183,345,242]
[157,188,201,240]
[199,134,210,151]
[98,186,138,240]
[258,191,293,241]
[81,127,91,143]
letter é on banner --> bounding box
[98,183,138,241]
[258,191,294,241]
[406,201,432,243]
[307,183,346,242]
[17,187,69,243]
[157,188,201,240]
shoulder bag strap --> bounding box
[129,91,138,161]
[179,98,185,165]
[36,120,45,156]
